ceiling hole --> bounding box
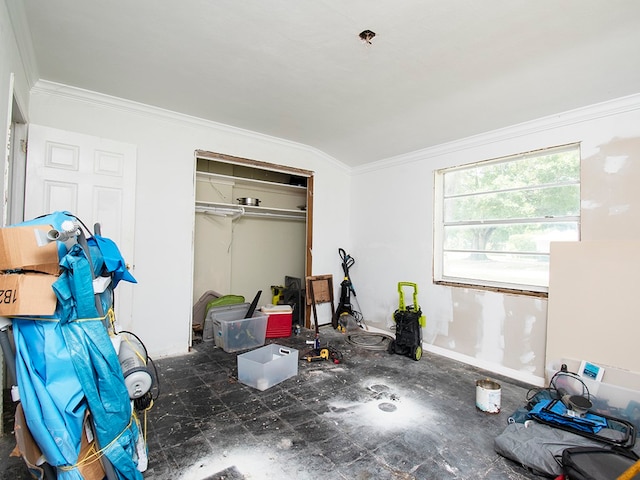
[359,30,376,44]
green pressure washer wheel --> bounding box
[388,340,422,361]
[412,345,422,361]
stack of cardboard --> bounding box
[0,225,59,316]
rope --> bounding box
[107,307,117,331]
[8,313,109,323]
[133,406,153,452]
[59,415,135,471]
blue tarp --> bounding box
[12,212,142,479]
[13,320,87,477]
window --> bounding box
[434,144,580,293]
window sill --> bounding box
[434,280,548,298]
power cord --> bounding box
[525,365,591,406]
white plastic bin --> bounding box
[546,359,640,420]
[237,344,298,391]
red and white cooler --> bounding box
[261,304,293,338]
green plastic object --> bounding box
[206,295,245,312]
[396,282,426,327]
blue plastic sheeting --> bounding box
[91,235,137,287]
[13,320,87,475]
[12,212,142,479]
[16,211,137,286]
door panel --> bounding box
[25,124,137,329]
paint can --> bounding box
[476,379,501,413]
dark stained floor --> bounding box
[1,326,546,479]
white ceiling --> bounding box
[17,0,640,167]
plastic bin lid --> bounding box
[261,304,293,313]
[206,294,245,312]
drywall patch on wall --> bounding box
[424,284,453,344]
[433,288,507,363]
[608,204,630,215]
[432,288,478,356]
[477,291,505,364]
[581,199,602,210]
[581,136,640,240]
[503,295,547,376]
[432,288,547,376]
[603,155,628,174]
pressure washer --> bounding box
[388,282,426,361]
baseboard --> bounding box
[423,343,546,388]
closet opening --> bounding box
[192,150,314,344]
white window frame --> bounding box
[433,143,580,295]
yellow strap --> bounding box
[69,315,107,323]
[122,333,147,365]
[107,307,117,330]
[9,313,108,323]
[618,459,640,480]
[59,415,135,471]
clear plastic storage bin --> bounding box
[211,309,267,353]
[237,344,298,390]
[203,302,249,342]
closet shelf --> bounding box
[196,171,306,193]
[195,201,306,221]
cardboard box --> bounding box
[76,414,108,480]
[11,403,46,477]
[13,404,106,480]
[0,273,57,316]
[0,225,60,275]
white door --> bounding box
[24,124,137,329]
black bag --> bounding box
[562,446,639,479]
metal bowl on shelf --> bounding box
[237,197,261,206]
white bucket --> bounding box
[476,379,501,413]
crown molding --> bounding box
[30,80,350,174]
[354,92,640,175]
[5,0,39,87]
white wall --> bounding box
[350,94,640,386]
[27,82,352,358]
[1,0,36,434]
[0,1,33,221]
